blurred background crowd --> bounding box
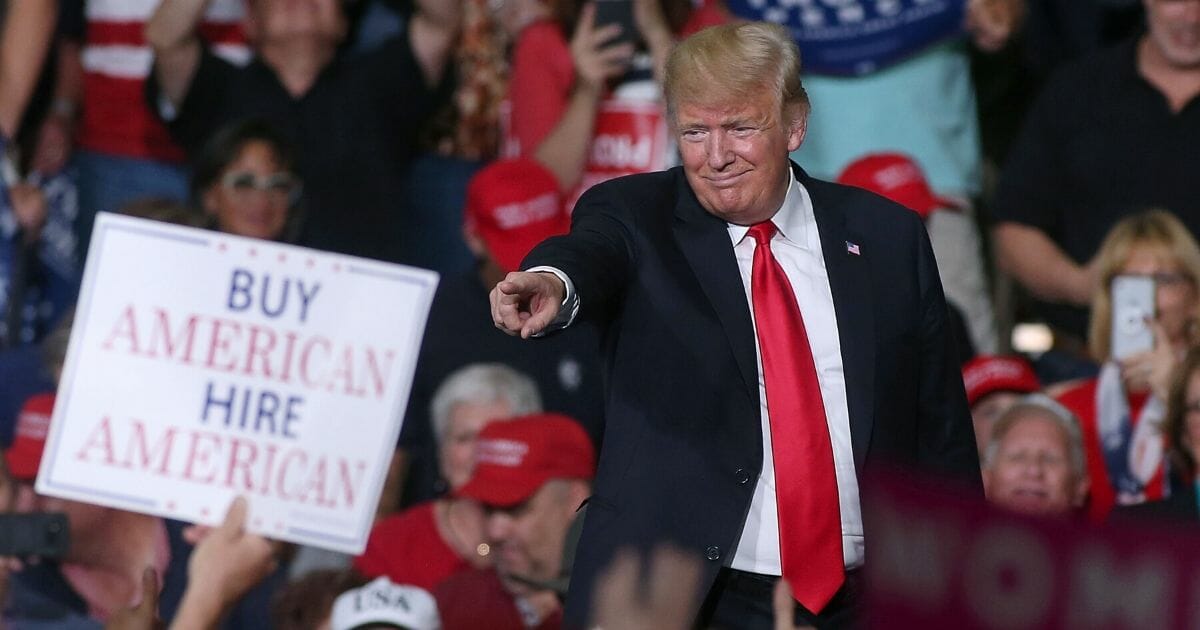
[0,0,1197,627]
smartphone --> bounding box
[1111,275,1155,360]
[593,0,636,47]
[0,513,70,558]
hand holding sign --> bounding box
[174,497,277,628]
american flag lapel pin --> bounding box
[846,241,861,256]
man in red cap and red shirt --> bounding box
[434,413,595,630]
[391,158,605,514]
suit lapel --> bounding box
[671,174,759,400]
[670,165,877,466]
[802,167,876,469]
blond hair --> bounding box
[663,22,807,126]
[1089,210,1200,360]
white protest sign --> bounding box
[37,213,438,554]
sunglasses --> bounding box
[220,171,302,205]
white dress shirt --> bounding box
[531,169,864,573]
[726,169,864,574]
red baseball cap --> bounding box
[465,158,569,273]
[962,355,1041,407]
[456,413,595,508]
[6,393,54,481]
[837,153,959,220]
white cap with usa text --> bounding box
[330,577,441,630]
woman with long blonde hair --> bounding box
[1057,210,1200,521]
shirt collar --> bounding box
[727,166,813,249]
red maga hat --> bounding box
[465,158,569,274]
[962,355,1041,407]
[456,412,595,508]
[837,152,959,221]
[6,393,54,481]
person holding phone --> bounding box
[1055,210,1200,522]
[497,0,727,202]
[1,393,172,627]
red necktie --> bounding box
[747,221,844,612]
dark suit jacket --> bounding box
[524,163,981,625]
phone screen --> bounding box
[0,512,70,558]
[593,0,636,47]
[1111,275,1156,360]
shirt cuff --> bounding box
[524,265,580,335]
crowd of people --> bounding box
[0,0,1197,627]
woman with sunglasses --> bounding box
[191,119,302,241]
[1056,210,1200,522]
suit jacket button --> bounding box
[705,546,721,561]
[734,468,750,485]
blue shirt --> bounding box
[791,41,982,198]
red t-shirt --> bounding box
[353,501,470,592]
[501,0,729,160]
[677,0,730,37]
[503,20,575,160]
[435,568,562,630]
[80,0,249,162]
[1057,379,1166,522]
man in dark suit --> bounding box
[491,22,981,628]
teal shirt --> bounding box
[791,41,981,198]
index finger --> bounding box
[495,280,529,301]
[495,272,535,298]
[577,2,596,31]
[219,496,249,535]
[491,287,526,335]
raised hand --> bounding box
[570,3,636,94]
[591,547,701,630]
[172,497,276,629]
[632,0,674,79]
[1119,320,1178,401]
